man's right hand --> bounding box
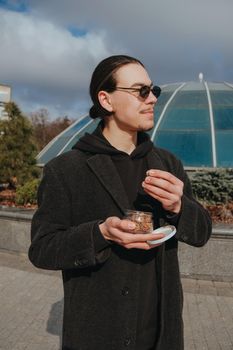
[99,217,165,250]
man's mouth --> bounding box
[141,109,154,114]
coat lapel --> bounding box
[86,149,166,214]
[87,154,130,214]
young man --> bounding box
[29,55,212,350]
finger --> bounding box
[144,177,175,194]
[127,232,166,244]
[118,219,136,231]
[142,182,180,201]
[147,242,163,248]
[107,217,136,233]
[146,169,183,186]
[107,216,123,227]
[124,242,152,250]
[124,241,163,250]
[112,231,165,245]
[143,187,178,206]
[144,176,183,196]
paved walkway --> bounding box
[0,250,233,350]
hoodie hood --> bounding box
[73,121,153,159]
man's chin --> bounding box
[138,124,154,132]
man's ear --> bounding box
[98,91,113,113]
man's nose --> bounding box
[147,90,157,104]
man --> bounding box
[29,55,212,350]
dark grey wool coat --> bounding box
[28,146,212,350]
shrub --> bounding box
[0,102,39,187]
[189,168,233,204]
[15,178,40,206]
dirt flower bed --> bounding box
[0,189,37,209]
[205,202,233,224]
[0,189,15,201]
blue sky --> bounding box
[0,0,233,119]
[0,0,28,12]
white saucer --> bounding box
[147,225,176,245]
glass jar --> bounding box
[124,209,154,234]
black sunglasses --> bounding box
[115,85,161,99]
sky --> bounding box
[0,0,233,119]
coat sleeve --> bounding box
[174,160,212,247]
[28,164,111,270]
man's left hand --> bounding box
[142,169,184,214]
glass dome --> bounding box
[37,80,233,168]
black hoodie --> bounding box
[74,121,156,213]
[74,122,159,349]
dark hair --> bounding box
[89,55,144,119]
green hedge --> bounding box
[15,178,40,205]
[189,169,233,204]
[13,169,233,207]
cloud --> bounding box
[26,0,233,80]
[0,0,233,118]
[0,7,112,117]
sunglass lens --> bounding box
[140,85,161,98]
[140,86,151,98]
[152,86,161,98]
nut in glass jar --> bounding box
[124,209,153,234]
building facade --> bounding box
[0,84,11,120]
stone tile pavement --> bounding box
[0,250,233,350]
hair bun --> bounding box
[89,105,98,119]
[89,104,112,119]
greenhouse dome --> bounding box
[37,78,233,168]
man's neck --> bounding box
[102,123,137,155]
